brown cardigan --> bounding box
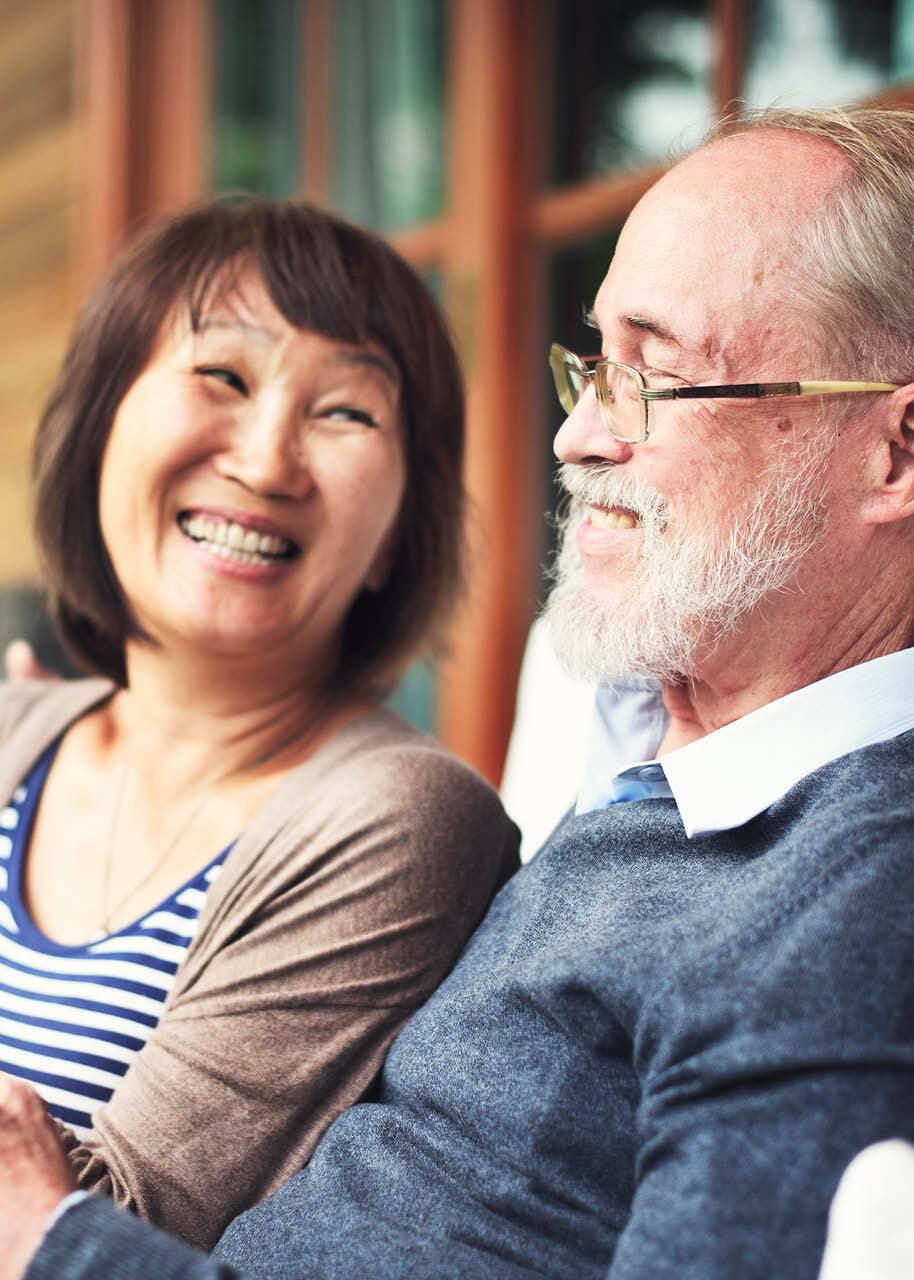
[0,680,519,1249]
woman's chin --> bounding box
[135,612,306,668]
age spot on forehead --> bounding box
[753,269,764,287]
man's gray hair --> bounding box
[710,105,914,382]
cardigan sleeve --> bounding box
[56,736,519,1249]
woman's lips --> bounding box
[178,511,299,562]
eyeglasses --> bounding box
[549,342,902,444]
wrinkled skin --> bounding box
[0,1074,75,1280]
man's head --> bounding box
[546,107,914,687]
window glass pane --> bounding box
[212,0,301,196]
[744,0,914,106]
[386,266,443,734]
[333,0,446,230]
[549,0,713,186]
[541,231,621,587]
[386,661,438,731]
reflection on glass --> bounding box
[550,0,713,185]
[540,232,621,589]
[334,0,446,231]
[386,662,438,733]
[744,0,908,107]
[386,268,442,735]
[212,0,300,196]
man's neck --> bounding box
[656,608,914,756]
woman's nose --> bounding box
[216,398,313,500]
[553,386,634,466]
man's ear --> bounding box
[862,387,914,525]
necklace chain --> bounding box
[100,710,329,933]
[102,770,219,932]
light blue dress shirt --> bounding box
[577,647,914,837]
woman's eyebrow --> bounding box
[194,319,400,387]
[331,350,400,388]
[196,317,278,344]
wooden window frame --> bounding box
[78,0,914,785]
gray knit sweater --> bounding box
[29,730,914,1279]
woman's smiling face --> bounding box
[98,269,406,678]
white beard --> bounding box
[544,443,833,685]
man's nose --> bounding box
[553,386,634,466]
[216,398,314,500]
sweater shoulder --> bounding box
[0,680,66,739]
[780,728,914,858]
[297,706,512,831]
[207,706,519,918]
[0,679,114,800]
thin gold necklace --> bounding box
[100,709,330,933]
[101,768,220,932]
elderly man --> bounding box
[4,104,914,1280]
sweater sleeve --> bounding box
[57,738,519,1250]
[26,1195,246,1280]
[607,804,914,1279]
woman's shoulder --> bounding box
[312,706,509,821]
[0,676,112,743]
[243,705,519,895]
[0,678,114,799]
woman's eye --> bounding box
[320,405,380,428]
[195,366,248,395]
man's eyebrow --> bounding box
[621,313,689,348]
[584,307,696,355]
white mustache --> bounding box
[557,462,668,528]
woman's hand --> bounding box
[0,1074,76,1280]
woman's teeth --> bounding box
[179,514,295,563]
[588,506,641,530]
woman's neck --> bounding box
[100,641,370,797]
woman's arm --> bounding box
[55,738,519,1249]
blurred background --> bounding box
[2,0,913,783]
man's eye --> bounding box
[644,369,685,387]
[320,405,380,428]
[195,366,248,395]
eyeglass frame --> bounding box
[549,342,903,444]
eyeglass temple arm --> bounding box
[642,380,900,402]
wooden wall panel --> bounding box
[0,0,80,583]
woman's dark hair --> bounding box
[32,200,465,692]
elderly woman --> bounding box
[0,201,518,1248]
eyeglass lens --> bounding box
[550,348,645,443]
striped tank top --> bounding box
[0,743,231,1138]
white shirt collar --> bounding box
[579,648,914,839]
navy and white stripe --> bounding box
[0,744,231,1138]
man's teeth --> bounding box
[180,515,294,563]
[588,506,641,530]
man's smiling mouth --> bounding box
[178,512,299,564]
[586,505,642,530]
